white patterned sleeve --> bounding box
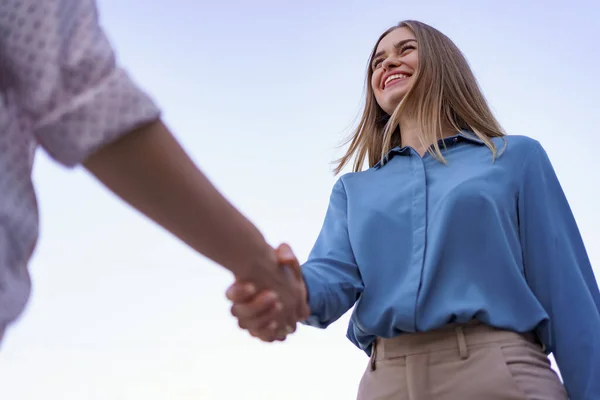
[0,0,161,166]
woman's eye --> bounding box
[400,45,415,54]
[372,59,383,69]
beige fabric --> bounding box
[357,321,567,400]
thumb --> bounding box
[276,243,301,279]
[276,243,310,321]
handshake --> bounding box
[225,243,310,342]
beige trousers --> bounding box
[356,321,568,400]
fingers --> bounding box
[226,282,294,342]
[249,321,296,343]
[227,243,306,343]
[225,282,258,303]
[229,290,296,342]
[230,290,280,321]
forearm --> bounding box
[83,119,274,279]
[301,266,361,328]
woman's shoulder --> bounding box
[496,134,547,162]
[329,168,377,197]
[500,134,544,152]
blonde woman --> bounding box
[225,20,600,399]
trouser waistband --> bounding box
[370,320,540,370]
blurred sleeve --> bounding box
[0,0,160,166]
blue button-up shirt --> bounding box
[301,132,600,400]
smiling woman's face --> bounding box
[370,27,419,116]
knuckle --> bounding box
[238,320,249,330]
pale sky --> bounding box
[1,1,599,399]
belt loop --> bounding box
[455,326,469,360]
[370,339,378,371]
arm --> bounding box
[0,1,299,300]
[226,178,364,339]
[83,120,277,281]
[301,177,364,328]
[518,141,600,400]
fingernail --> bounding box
[281,246,293,258]
[245,283,256,295]
[268,321,278,331]
[266,292,279,301]
[285,325,294,334]
[275,302,283,311]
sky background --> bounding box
[1,0,599,399]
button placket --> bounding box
[408,155,428,331]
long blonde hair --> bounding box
[334,20,505,174]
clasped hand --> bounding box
[226,243,310,342]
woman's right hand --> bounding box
[226,243,309,342]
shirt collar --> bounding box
[373,130,485,169]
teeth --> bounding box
[384,74,408,87]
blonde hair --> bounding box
[334,20,505,174]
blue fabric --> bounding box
[302,132,600,399]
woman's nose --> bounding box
[382,57,400,70]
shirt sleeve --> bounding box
[518,140,600,400]
[302,177,364,329]
[0,0,160,166]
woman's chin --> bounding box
[386,90,409,110]
[382,99,405,115]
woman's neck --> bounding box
[399,118,456,157]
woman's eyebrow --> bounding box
[373,39,417,61]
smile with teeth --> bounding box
[384,73,409,88]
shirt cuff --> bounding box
[34,67,161,167]
[300,267,329,328]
